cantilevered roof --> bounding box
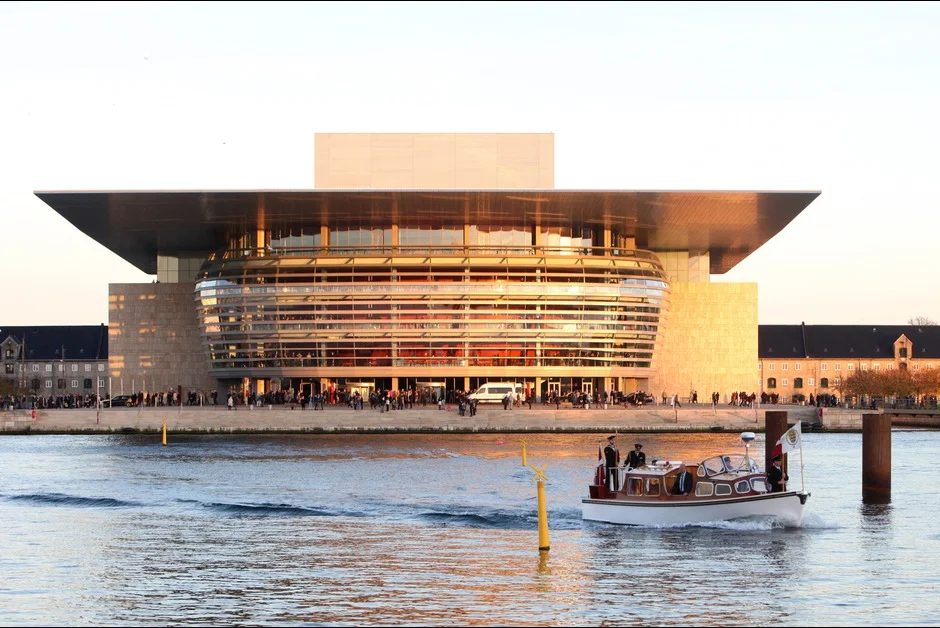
[36,189,819,275]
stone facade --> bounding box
[108,283,213,396]
[651,282,759,403]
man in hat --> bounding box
[767,454,788,492]
[626,443,646,470]
[604,435,620,491]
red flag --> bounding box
[594,444,606,485]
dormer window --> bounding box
[899,347,908,358]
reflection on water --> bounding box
[0,431,938,625]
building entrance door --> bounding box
[582,381,593,396]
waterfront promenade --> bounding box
[1,402,849,435]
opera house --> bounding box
[37,133,819,403]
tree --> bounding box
[908,316,937,326]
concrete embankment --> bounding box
[0,403,847,435]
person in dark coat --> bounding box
[604,435,620,491]
[626,443,647,469]
[767,455,788,492]
[673,464,694,495]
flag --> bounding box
[594,443,606,485]
[772,421,802,458]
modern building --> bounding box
[38,133,819,403]
[0,325,109,400]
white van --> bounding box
[467,382,524,403]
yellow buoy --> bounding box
[520,438,528,467]
[530,464,550,551]
[162,416,167,446]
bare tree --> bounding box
[908,316,937,325]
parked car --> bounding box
[102,394,135,408]
[625,391,655,406]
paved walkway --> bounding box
[1,403,825,434]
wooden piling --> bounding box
[862,413,891,500]
[765,410,788,472]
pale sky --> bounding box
[1,1,937,326]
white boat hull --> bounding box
[581,491,807,526]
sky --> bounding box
[1,1,937,326]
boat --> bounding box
[581,432,810,526]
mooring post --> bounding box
[765,410,788,473]
[862,413,891,501]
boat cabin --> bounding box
[611,455,770,501]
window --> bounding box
[45,364,52,372]
[30,378,40,390]
[849,364,856,371]
[782,378,789,386]
[768,364,775,371]
[31,364,39,372]
[83,379,92,389]
[758,363,762,370]
[782,363,789,371]
[695,483,714,497]
[900,347,908,358]
[795,363,802,371]
[715,484,733,496]
[735,480,751,494]
[820,377,829,388]
[794,378,803,388]
[70,379,78,388]
[45,380,52,388]
[808,378,815,386]
[4,348,14,359]
[98,364,105,372]
[71,364,78,372]
[821,363,828,371]
[56,378,65,389]
[84,364,91,372]
[767,377,777,389]
[835,363,841,371]
[886,363,894,370]
[4,364,12,374]
[873,364,880,370]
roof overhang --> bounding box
[36,189,819,275]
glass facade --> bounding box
[195,223,669,391]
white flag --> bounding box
[774,421,802,456]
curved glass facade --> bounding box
[196,226,669,392]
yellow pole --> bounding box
[530,464,550,551]
[520,438,528,467]
[162,416,167,446]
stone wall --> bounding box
[651,281,759,403]
[108,283,214,396]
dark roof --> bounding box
[759,325,940,359]
[35,189,819,275]
[0,325,108,361]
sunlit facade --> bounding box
[37,133,819,402]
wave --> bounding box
[5,492,140,508]
[178,499,366,518]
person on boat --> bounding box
[625,443,646,470]
[604,435,620,491]
[673,464,694,495]
[767,454,788,492]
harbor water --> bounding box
[1,430,937,626]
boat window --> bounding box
[646,478,661,496]
[701,457,725,476]
[695,482,714,497]
[751,478,770,493]
[721,455,748,473]
[715,483,733,496]
[628,477,643,496]
[734,480,751,494]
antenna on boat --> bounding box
[740,432,756,470]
